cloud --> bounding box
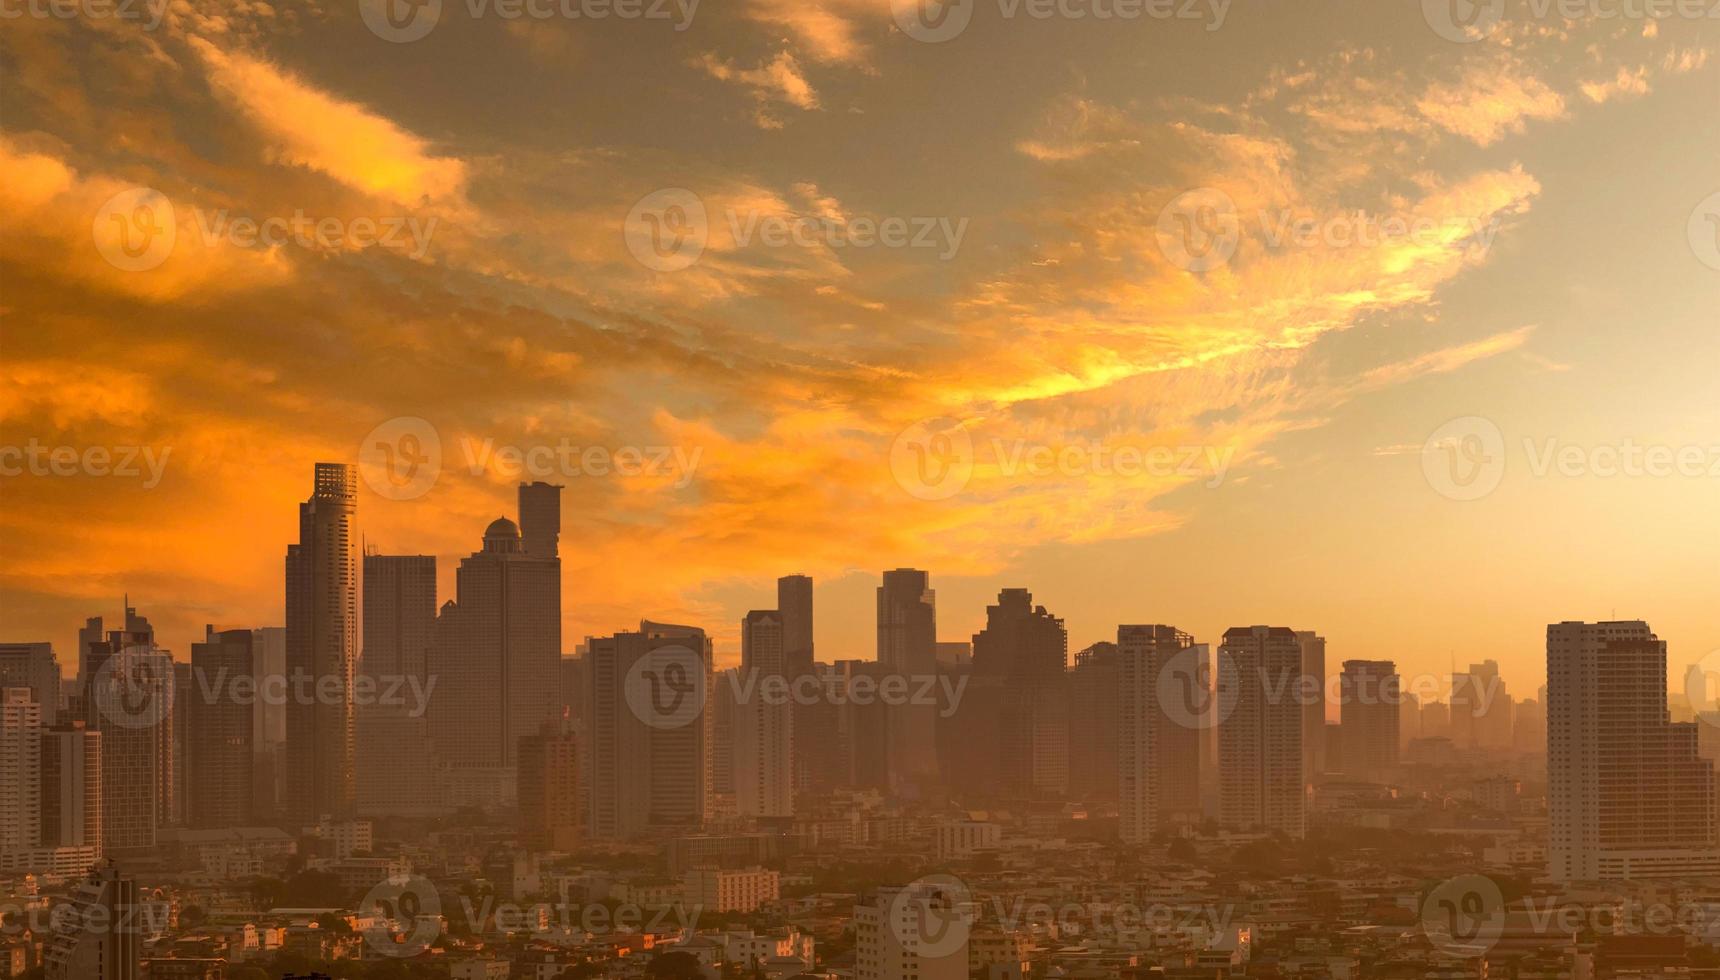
[695,51,820,128]
[1416,64,1566,146]
[1580,66,1652,103]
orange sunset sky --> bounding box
[1,0,1717,701]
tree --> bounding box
[645,951,706,979]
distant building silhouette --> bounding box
[357,553,439,818]
[1118,625,1199,842]
[876,569,939,795]
[736,610,794,819]
[1338,660,1400,783]
[964,589,1069,800]
[1217,626,1305,837]
[187,628,255,828]
[284,463,359,823]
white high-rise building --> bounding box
[855,883,969,980]
[1217,626,1305,838]
[1547,620,1720,881]
[1117,625,1198,843]
[735,610,794,819]
[1,688,43,854]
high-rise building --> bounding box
[1547,621,1720,881]
[250,626,287,823]
[284,462,359,823]
[40,721,102,858]
[777,575,814,676]
[1453,659,1512,749]
[965,589,1069,799]
[1296,631,1327,783]
[426,486,561,791]
[517,719,579,851]
[187,629,255,828]
[855,883,969,980]
[1068,642,1119,802]
[735,610,794,819]
[81,627,172,853]
[1,688,43,855]
[517,480,562,561]
[1118,625,1199,842]
[357,554,440,818]
[1217,626,1305,838]
[0,644,61,725]
[584,622,713,839]
[1339,660,1400,783]
[876,569,939,794]
[44,864,140,980]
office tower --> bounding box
[1117,625,1200,841]
[427,486,561,789]
[168,662,189,828]
[1398,690,1422,750]
[0,644,61,725]
[186,628,254,828]
[1453,660,1511,749]
[1297,631,1327,783]
[855,883,969,980]
[518,719,579,851]
[1069,642,1119,802]
[357,554,440,817]
[965,589,1069,799]
[584,621,713,839]
[1514,693,1547,754]
[284,462,359,823]
[1217,626,1305,838]
[713,667,738,799]
[40,722,102,857]
[44,864,140,980]
[1421,697,1452,741]
[81,629,172,853]
[1,688,42,855]
[518,480,562,561]
[1339,660,1401,783]
[250,626,287,823]
[876,569,939,794]
[736,610,795,818]
[777,575,814,675]
[1547,621,1720,881]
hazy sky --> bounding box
[2,0,1716,699]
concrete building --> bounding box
[683,866,780,914]
[284,462,359,823]
[1297,631,1327,784]
[735,610,794,819]
[1339,660,1400,783]
[1217,626,1305,837]
[188,628,255,828]
[855,883,968,980]
[876,569,940,794]
[518,721,579,851]
[356,553,441,818]
[44,864,140,980]
[0,644,61,725]
[1118,624,1200,842]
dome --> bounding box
[484,517,520,540]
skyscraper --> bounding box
[187,628,255,828]
[735,610,794,819]
[1,688,42,856]
[250,626,287,824]
[82,625,172,853]
[0,644,61,725]
[426,485,561,794]
[1217,626,1305,838]
[876,569,939,793]
[1118,625,1199,842]
[584,621,713,839]
[518,718,579,851]
[966,589,1069,799]
[284,462,359,823]
[44,864,140,980]
[40,721,102,859]
[1547,621,1720,881]
[777,574,814,675]
[1296,631,1327,784]
[357,553,439,818]
[1068,642,1119,802]
[1339,660,1400,783]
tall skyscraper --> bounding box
[44,864,140,980]
[426,486,561,793]
[965,589,1069,799]
[584,621,713,839]
[0,644,61,725]
[1547,621,1720,881]
[284,462,359,823]
[250,626,287,824]
[518,480,562,561]
[1339,660,1401,783]
[1453,659,1512,749]
[1,688,43,855]
[357,553,439,817]
[40,721,102,859]
[735,610,794,819]
[518,718,579,851]
[876,569,939,793]
[1068,642,1119,802]
[777,575,814,675]
[1296,631,1327,783]
[186,628,255,828]
[1217,626,1305,838]
[1118,625,1200,842]
[81,623,172,853]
